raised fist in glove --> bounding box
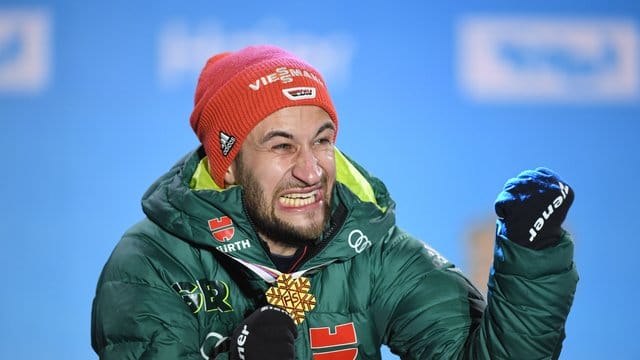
[494,167,574,249]
[228,305,297,360]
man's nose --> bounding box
[292,147,322,184]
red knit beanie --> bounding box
[189,45,339,187]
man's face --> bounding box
[229,105,337,246]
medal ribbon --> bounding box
[228,257,334,324]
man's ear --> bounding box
[224,161,238,186]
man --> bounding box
[91,45,578,359]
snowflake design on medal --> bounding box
[265,274,316,325]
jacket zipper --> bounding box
[240,188,349,272]
[294,202,348,271]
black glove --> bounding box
[228,305,297,360]
[494,167,574,249]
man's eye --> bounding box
[273,143,293,151]
[315,138,333,146]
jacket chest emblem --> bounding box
[171,279,233,314]
[348,229,371,253]
[208,216,235,242]
[208,216,252,253]
[309,322,359,359]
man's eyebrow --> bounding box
[260,121,335,144]
[260,130,293,144]
[316,121,336,137]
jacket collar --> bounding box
[141,146,396,274]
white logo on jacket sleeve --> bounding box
[348,229,371,253]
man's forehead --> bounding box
[250,106,335,139]
[256,120,335,142]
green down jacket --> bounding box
[91,147,578,359]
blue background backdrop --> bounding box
[1,0,639,358]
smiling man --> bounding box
[91,45,578,360]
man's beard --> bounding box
[237,165,332,247]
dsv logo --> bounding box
[348,229,371,253]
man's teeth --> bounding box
[280,190,318,207]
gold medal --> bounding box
[265,273,316,325]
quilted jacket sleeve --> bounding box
[374,228,578,360]
[91,235,203,360]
